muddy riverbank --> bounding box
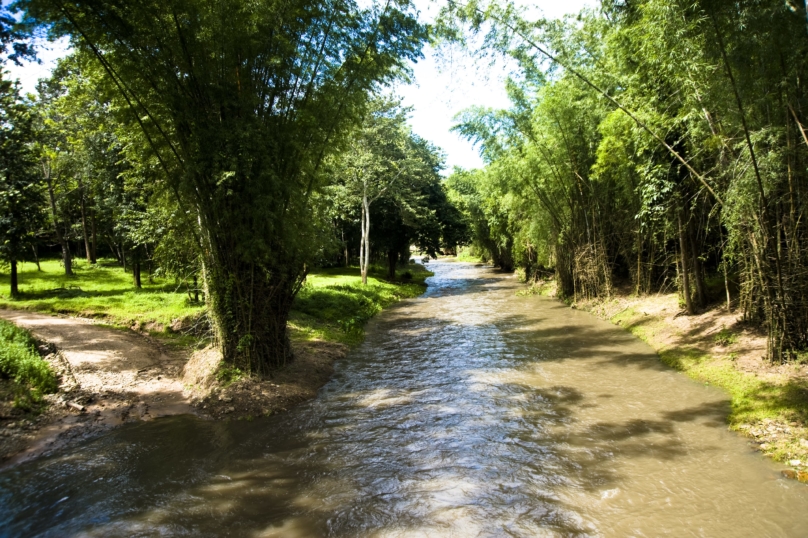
[0,310,346,467]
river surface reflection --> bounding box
[2,262,808,537]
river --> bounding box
[1,262,807,537]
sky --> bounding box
[3,0,594,173]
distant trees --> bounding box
[442,0,808,362]
[328,97,460,283]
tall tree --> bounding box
[0,79,45,296]
[19,0,426,372]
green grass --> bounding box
[0,319,57,409]
[0,259,205,329]
[453,246,484,263]
[0,259,431,350]
[290,264,432,345]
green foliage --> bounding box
[440,0,808,359]
[289,265,430,345]
[0,76,46,293]
[19,0,428,372]
[215,365,244,387]
[0,319,56,408]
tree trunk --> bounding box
[688,220,707,307]
[678,211,694,315]
[342,228,349,267]
[359,188,371,285]
[31,245,41,271]
[387,249,397,280]
[79,179,93,264]
[132,249,142,289]
[10,258,18,297]
[205,254,300,375]
[90,211,97,264]
[45,173,73,276]
[133,261,142,289]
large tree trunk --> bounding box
[45,173,73,276]
[678,211,694,315]
[205,253,300,375]
[10,258,18,297]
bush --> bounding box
[0,320,57,407]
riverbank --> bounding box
[0,262,432,465]
[528,281,808,481]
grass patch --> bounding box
[0,259,431,352]
[516,280,555,297]
[0,259,205,330]
[714,327,738,347]
[289,264,431,345]
[0,320,57,409]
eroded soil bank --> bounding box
[0,309,346,467]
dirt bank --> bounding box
[566,290,808,482]
[0,310,346,467]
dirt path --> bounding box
[0,309,196,467]
[0,309,349,468]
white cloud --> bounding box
[3,36,71,95]
[397,0,596,173]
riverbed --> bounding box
[1,262,807,537]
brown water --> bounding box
[2,262,807,537]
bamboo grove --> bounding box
[1,0,466,373]
[442,0,808,362]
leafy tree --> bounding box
[19,0,427,372]
[0,79,45,296]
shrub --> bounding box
[0,320,57,407]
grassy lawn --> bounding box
[290,264,432,345]
[0,258,432,348]
[0,259,204,329]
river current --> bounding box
[1,262,807,537]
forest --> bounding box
[1,0,808,375]
[0,0,467,377]
[442,0,808,364]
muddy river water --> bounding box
[2,262,808,537]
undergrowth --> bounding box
[290,264,432,345]
[0,320,57,409]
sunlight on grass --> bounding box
[0,260,431,348]
[0,259,204,328]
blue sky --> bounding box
[3,0,594,172]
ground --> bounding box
[549,284,808,482]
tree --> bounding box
[19,0,427,372]
[0,79,45,296]
[330,97,423,284]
